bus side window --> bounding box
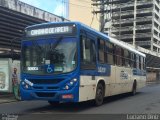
[136,55,139,69]
[80,35,96,69]
[115,46,123,66]
[139,56,141,70]
[141,56,144,70]
[143,57,146,70]
[124,49,130,67]
[133,54,137,68]
[130,52,134,68]
[98,39,105,63]
[105,41,115,65]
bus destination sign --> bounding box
[26,25,75,37]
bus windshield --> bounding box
[21,37,77,75]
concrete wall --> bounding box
[69,0,99,30]
[0,0,68,22]
[147,72,157,82]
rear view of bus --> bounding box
[20,22,79,104]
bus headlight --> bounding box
[24,79,33,86]
[22,81,25,85]
[70,81,73,85]
[65,85,69,90]
[73,78,77,82]
[63,78,78,90]
[25,84,29,89]
[21,79,33,89]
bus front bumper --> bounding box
[20,86,79,103]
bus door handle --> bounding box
[92,76,95,80]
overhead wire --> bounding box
[56,0,99,28]
[57,0,92,9]
[77,0,92,4]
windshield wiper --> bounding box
[50,36,63,52]
[46,36,65,65]
[32,40,43,52]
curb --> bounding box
[0,93,14,98]
[0,100,18,104]
[0,93,19,104]
[147,81,160,84]
[146,82,160,86]
[0,97,19,104]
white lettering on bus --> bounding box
[30,26,70,36]
[120,71,128,80]
[98,67,106,73]
[27,67,38,71]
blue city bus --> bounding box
[20,22,146,106]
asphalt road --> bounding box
[0,83,160,120]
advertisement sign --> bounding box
[0,60,9,91]
[0,59,21,98]
[0,71,5,89]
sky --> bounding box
[19,0,68,18]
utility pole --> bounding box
[92,0,111,33]
[133,0,137,47]
[119,2,121,40]
[100,0,105,32]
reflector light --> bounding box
[62,94,73,99]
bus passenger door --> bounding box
[79,33,97,102]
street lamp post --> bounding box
[10,29,24,60]
[10,37,19,60]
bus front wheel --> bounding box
[95,83,104,106]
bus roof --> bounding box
[25,21,146,57]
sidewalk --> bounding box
[147,80,160,84]
[0,93,18,104]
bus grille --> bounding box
[33,86,59,90]
[29,79,63,84]
[35,92,55,97]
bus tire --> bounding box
[48,101,60,106]
[131,81,137,96]
[95,83,104,106]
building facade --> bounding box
[69,0,100,30]
[103,0,160,53]
[0,0,68,57]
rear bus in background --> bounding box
[20,22,146,106]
